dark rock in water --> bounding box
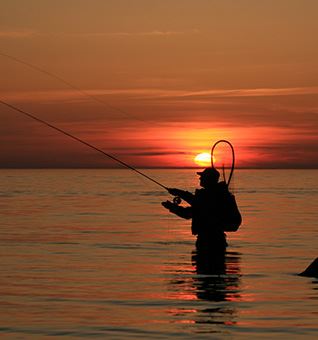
[299,258,318,278]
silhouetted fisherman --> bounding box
[162,167,241,253]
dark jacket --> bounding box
[167,182,229,248]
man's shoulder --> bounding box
[194,188,210,200]
[217,181,229,192]
[218,181,228,188]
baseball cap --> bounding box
[196,167,220,178]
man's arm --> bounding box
[162,201,192,219]
[167,188,195,205]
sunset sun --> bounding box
[194,152,212,167]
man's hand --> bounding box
[161,200,174,210]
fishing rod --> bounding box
[0,99,168,190]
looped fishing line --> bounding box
[211,139,236,186]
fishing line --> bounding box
[0,99,168,190]
[0,51,146,123]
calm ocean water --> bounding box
[0,169,317,339]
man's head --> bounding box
[197,167,220,188]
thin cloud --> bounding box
[0,29,37,38]
[119,151,187,156]
[0,29,199,39]
[144,87,318,99]
[70,29,200,37]
[247,142,318,168]
[4,86,318,102]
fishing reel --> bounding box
[173,196,182,205]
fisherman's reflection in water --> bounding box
[168,250,241,328]
[192,249,241,302]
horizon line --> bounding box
[0,166,317,170]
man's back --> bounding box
[192,184,228,250]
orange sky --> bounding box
[1,0,317,168]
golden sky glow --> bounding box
[0,0,317,168]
